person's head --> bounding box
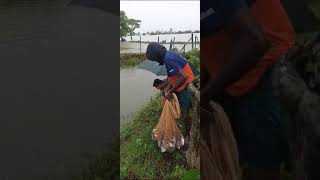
[153,79,166,90]
[146,42,167,65]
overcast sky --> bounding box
[120,1,200,33]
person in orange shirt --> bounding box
[147,43,194,137]
[201,0,295,179]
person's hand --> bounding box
[165,92,173,101]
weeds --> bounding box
[120,96,199,179]
[120,53,145,68]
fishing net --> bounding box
[152,93,184,153]
[200,101,242,180]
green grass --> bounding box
[182,48,200,76]
[72,97,200,180]
[120,96,199,179]
[120,49,200,179]
[120,53,145,68]
[74,50,200,179]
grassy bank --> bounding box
[74,49,200,179]
[120,53,145,68]
[120,96,199,179]
[72,96,197,180]
[120,49,200,179]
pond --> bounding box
[120,33,200,54]
[0,1,119,179]
[120,42,198,54]
[123,33,200,43]
[120,66,165,125]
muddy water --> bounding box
[120,42,198,54]
[0,1,118,179]
[120,67,165,125]
[123,33,200,42]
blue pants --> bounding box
[219,69,289,169]
[175,85,193,113]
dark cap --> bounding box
[146,42,167,65]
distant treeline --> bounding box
[133,30,200,36]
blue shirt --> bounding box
[201,0,252,38]
[163,51,187,77]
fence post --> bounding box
[173,37,175,49]
[158,36,160,43]
[194,36,197,48]
[140,36,142,53]
[191,33,194,49]
[195,36,198,49]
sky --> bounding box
[120,1,200,33]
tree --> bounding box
[127,18,141,40]
[120,11,129,38]
[120,10,141,40]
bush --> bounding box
[171,47,179,52]
[182,48,199,60]
[182,48,200,75]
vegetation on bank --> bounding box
[120,53,145,67]
[75,49,200,179]
[182,48,200,74]
[120,96,199,179]
[120,49,200,179]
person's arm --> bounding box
[201,7,270,102]
[168,70,187,93]
[163,81,172,93]
[164,59,187,94]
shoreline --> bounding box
[120,53,145,67]
[120,96,199,179]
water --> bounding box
[123,33,200,43]
[120,67,164,125]
[0,1,118,179]
[120,42,198,54]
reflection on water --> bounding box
[120,67,165,125]
[0,1,118,179]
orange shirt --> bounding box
[201,0,295,96]
[168,63,194,92]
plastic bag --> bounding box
[152,93,184,153]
